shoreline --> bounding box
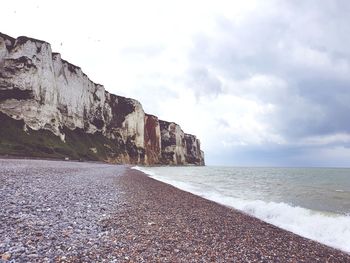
[1,158,350,262]
[0,155,203,167]
[133,166,350,253]
[112,167,350,261]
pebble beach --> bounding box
[1,159,350,262]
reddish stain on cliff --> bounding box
[144,114,161,164]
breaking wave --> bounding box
[133,166,350,253]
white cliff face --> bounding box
[185,134,205,165]
[52,53,106,133]
[0,32,204,165]
[103,93,145,151]
[159,121,187,165]
[0,34,144,147]
[122,100,145,148]
[159,120,205,165]
[173,124,186,163]
[0,37,9,61]
[0,36,60,135]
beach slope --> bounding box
[0,159,349,262]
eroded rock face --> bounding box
[185,134,205,166]
[105,93,145,163]
[159,120,187,165]
[0,32,204,165]
[0,34,106,141]
[144,114,161,165]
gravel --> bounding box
[0,159,125,262]
[110,169,350,262]
[1,158,350,262]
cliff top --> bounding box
[1,32,186,136]
[145,113,158,119]
[0,32,15,43]
[0,33,47,50]
[159,119,180,127]
[16,36,46,46]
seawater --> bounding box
[132,166,350,253]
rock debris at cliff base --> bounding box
[1,159,350,262]
[0,32,204,165]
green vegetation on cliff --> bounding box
[0,112,124,161]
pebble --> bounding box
[1,252,11,261]
[1,159,350,262]
[0,159,124,262]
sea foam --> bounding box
[132,166,350,253]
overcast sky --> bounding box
[2,0,350,166]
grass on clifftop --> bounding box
[0,112,124,161]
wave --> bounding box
[132,166,350,253]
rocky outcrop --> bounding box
[185,134,205,166]
[159,120,204,166]
[0,32,204,165]
[159,120,186,165]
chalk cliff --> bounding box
[0,33,204,165]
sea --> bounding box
[133,166,350,253]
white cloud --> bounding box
[2,0,350,166]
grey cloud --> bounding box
[185,66,222,98]
[207,143,350,167]
[216,118,230,128]
[188,0,350,143]
[207,144,305,166]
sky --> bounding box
[2,0,350,166]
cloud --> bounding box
[121,44,165,58]
[216,118,230,128]
[185,0,350,159]
[185,67,222,99]
[3,0,350,166]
